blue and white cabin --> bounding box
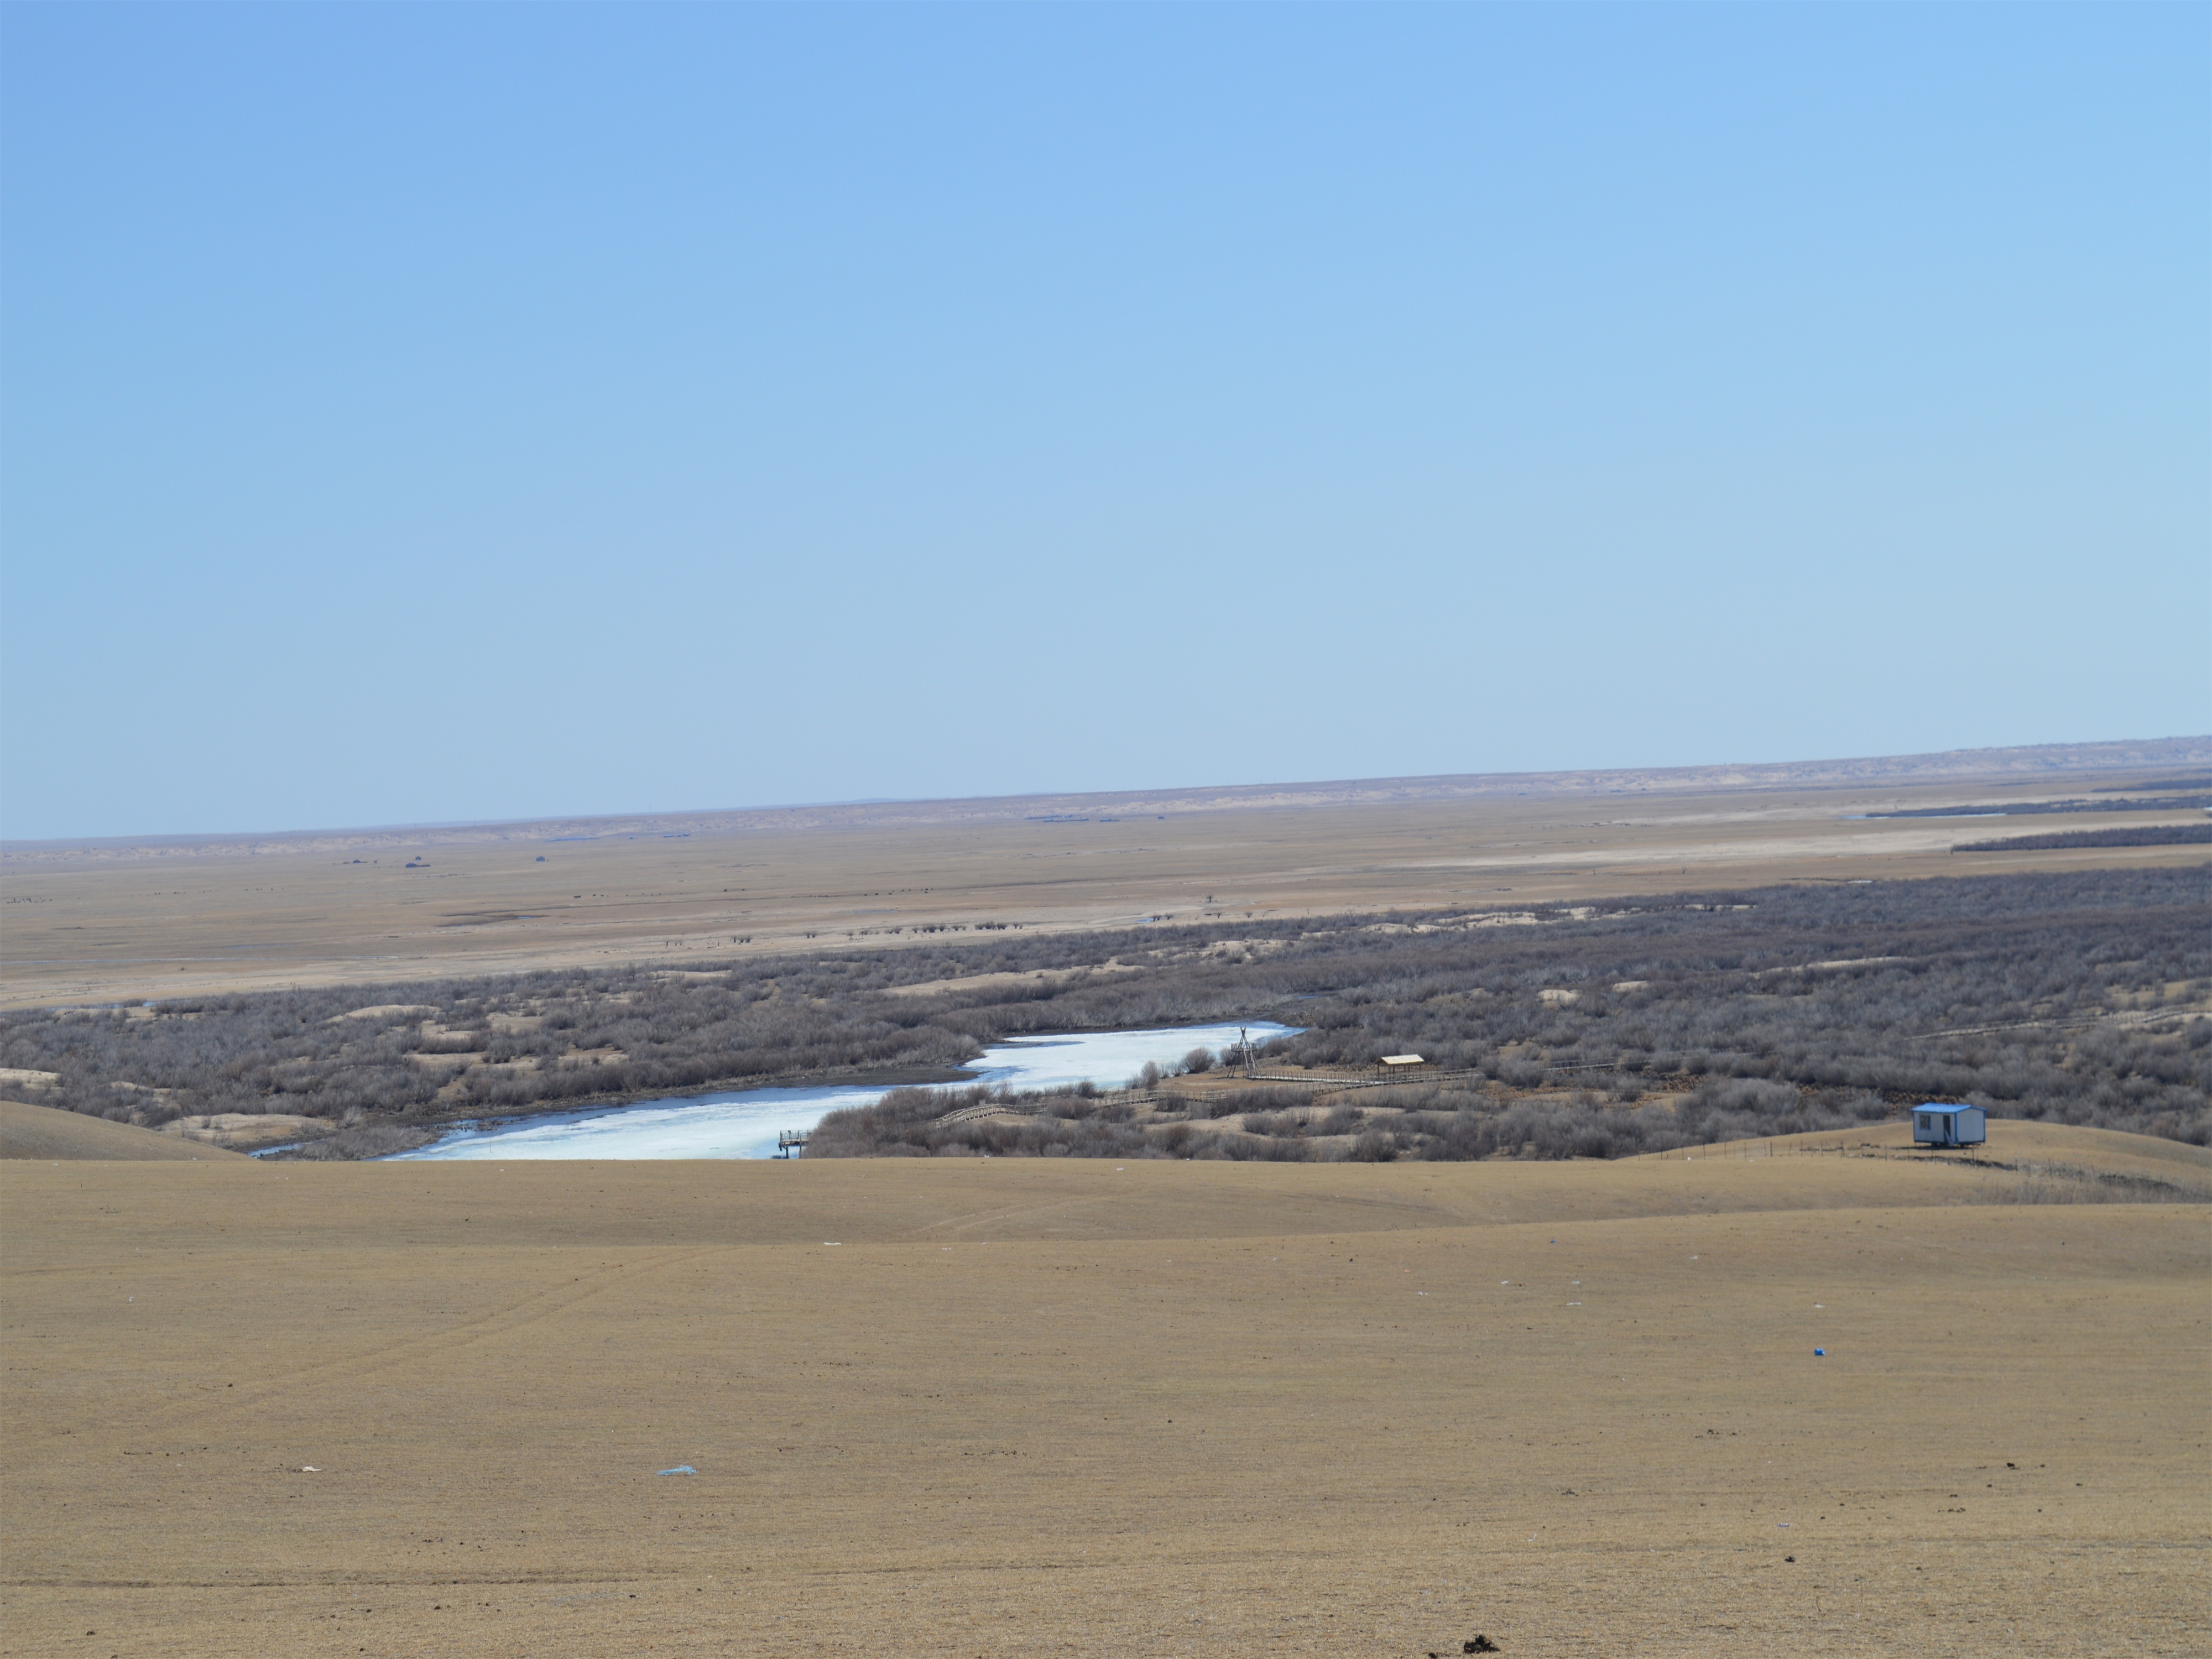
[1912,1103,1986,1148]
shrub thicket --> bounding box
[2,866,2203,1156]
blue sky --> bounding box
[3,4,2205,839]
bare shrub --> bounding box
[4,866,2200,1160]
[1350,1129,1400,1162]
[276,1123,435,1160]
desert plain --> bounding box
[4,741,2207,1009]
[3,743,2208,1656]
[2,1112,2207,1657]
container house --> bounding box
[1911,1103,1986,1149]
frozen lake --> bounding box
[384,1020,1297,1161]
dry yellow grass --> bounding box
[3,1122,2204,1656]
[0,1101,248,1163]
[1719,1120,2212,1201]
[5,758,2206,1008]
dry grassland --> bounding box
[4,1123,2204,1657]
[0,1101,248,1163]
[5,751,2208,1008]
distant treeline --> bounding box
[1871,794,2211,818]
[1955,826,2212,853]
[2,865,2204,1157]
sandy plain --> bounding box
[3,1121,2206,1658]
[4,741,2206,1008]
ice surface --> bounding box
[386,1020,1296,1162]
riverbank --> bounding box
[410,1059,980,1134]
[240,1062,980,1161]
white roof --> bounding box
[1381,1054,1426,1065]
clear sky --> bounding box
[3,4,2205,840]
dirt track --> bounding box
[3,1123,2204,1656]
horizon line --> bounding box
[5,733,2206,853]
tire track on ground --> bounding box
[23,1245,729,1442]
